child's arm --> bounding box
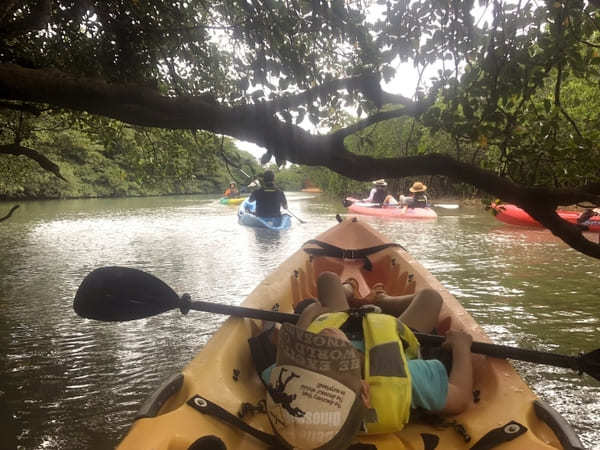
[441,330,473,414]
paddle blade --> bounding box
[73,267,180,321]
[582,348,600,382]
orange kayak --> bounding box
[118,218,581,449]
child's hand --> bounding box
[442,330,472,351]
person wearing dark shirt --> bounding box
[247,170,288,217]
[224,181,239,198]
[363,179,388,204]
[399,181,429,208]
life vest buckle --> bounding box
[348,305,382,318]
[342,249,357,259]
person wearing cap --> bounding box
[247,170,288,218]
[363,179,388,204]
[259,272,474,449]
[224,181,239,198]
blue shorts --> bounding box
[407,359,448,411]
[261,357,448,412]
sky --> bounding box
[234,3,491,161]
[235,60,435,160]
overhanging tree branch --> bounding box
[0,143,66,181]
[2,63,600,258]
[0,0,51,40]
[263,73,417,113]
[0,101,43,115]
[332,94,436,140]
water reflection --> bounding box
[0,196,598,449]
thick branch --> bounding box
[0,0,51,39]
[2,63,600,258]
[264,73,416,112]
[0,205,19,222]
[0,101,43,115]
[332,94,435,139]
[0,143,66,181]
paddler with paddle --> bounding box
[257,272,474,449]
[246,170,288,218]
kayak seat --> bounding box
[359,252,416,297]
[291,250,417,307]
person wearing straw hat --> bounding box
[363,179,388,204]
[399,181,429,208]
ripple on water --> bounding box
[1,199,599,449]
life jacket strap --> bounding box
[187,395,280,447]
[302,240,405,271]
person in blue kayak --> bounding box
[399,181,429,208]
[251,272,474,449]
[247,170,288,217]
[363,179,388,204]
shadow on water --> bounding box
[0,196,599,449]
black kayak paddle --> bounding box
[73,266,600,382]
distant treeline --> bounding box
[0,111,476,201]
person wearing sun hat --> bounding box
[363,179,388,204]
[399,181,429,208]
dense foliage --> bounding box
[2,0,600,257]
[0,110,260,198]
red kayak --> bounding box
[491,203,600,232]
[344,197,437,219]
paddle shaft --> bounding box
[188,301,583,372]
[432,204,460,209]
[284,209,306,224]
[189,300,299,323]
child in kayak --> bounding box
[252,272,474,449]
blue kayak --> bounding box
[238,200,292,230]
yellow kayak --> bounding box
[220,196,247,205]
[118,218,582,449]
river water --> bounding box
[0,194,598,449]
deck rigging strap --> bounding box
[469,421,527,449]
[187,395,280,447]
[302,240,405,271]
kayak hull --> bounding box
[220,197,246,205]
[491,203,600,232]
[346,197,437,219]
[238,200,291,230]
[119,218,577,450]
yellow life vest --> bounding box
[307,311,420,434]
